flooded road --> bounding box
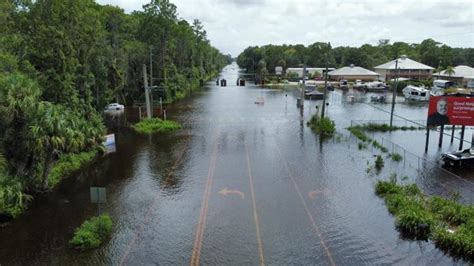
[1,63,473,265]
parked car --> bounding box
[105,103,125,111]
[339,80,349,90]
[441,148,474,167]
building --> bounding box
[286,67,336,78]
[374,55,434,81]
[328,64,379,81]
[432,65,474,88]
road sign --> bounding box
[90,187,106,204]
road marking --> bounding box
[275,144,336,266]
[218,187,245,199]
[190,131,220,266]
[245,143,265,266]
[308,188,333,200]
[120,140,189,265]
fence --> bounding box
[346,119,474,203]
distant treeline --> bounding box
[0,0,229,217]
[237,39,474,75]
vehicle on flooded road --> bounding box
[441,148,474,167]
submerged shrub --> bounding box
[432,223,474,259]
[132,118,182,134]
[307,115,336,138]
[70,214,113,250]
[375,155,384,170]
[396,207,434,238]
[391,153,403,162]
[48,150,97,188]
[375,180,401,196]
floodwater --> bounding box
[1,63,473,265]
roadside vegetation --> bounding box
[70,214,113,250]
[132,118,182,134]
[375,176,474,262]
[307,115,336,138]
[0,0,229,219]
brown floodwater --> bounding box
[0,63,473,265]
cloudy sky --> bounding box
[96,0,473,57]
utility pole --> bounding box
[149,47,154,117]
[300,65,306,108]
[143,64,152,119]
[321,49,329,118]
[389,59,399,127]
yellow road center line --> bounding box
[190,131,219,266]
[245,143,265,266]
[275,144,336,266]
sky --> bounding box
[96,0,474,57]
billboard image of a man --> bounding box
[427,97,450,126]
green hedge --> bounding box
[70,214,113,250]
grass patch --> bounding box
[347,126,369,142]
[307,115,336,138]
[132,118,182,134]
[356,123,424,132]
[48,150,98,188]
[70,214,113,250]
[390,152,403,162]
[375,179,474,261]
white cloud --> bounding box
[96,0,474,56]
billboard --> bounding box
[427,96,474,126]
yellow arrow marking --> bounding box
[308,188,332,200]
[219,188,245,199]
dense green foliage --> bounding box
[307,115,336,138]
[48,151,98,188]
[132,118,182,134]
[237,39,473,75]
[375,179,474,261]
[70,214,113,250]
[0,0,228,217]
[390,153,403,162]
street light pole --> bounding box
[389,59,399,127]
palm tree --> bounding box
[28,103,86,190]
[445,66,455,77]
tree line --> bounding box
[237,39,474,75]
[0,0,230,217]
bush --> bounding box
[375,180,401,196]
[307,115,336,138]
[0,176,32,218]
[429,196,474,226]
[432,222,474,259]
[358,142,367,150]
[347,126,369,142]
[48,150,97,188]
[375,155,384,170]
[391,153,403,162]
[132,118,182,134]
[70,214,113,250]
[396,207,434,238]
